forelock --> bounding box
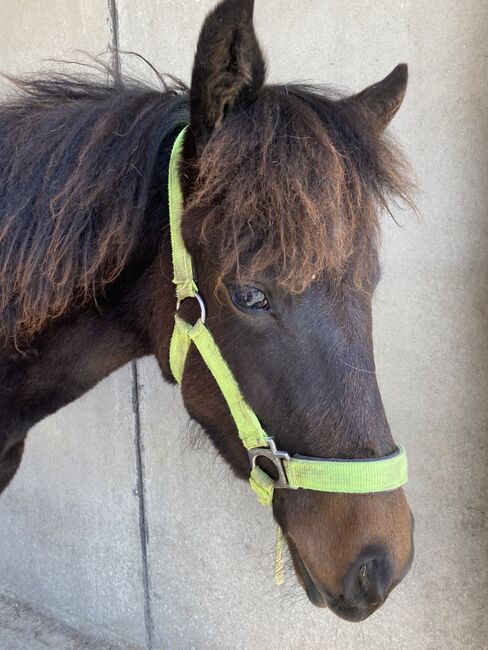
[186,84,413,291]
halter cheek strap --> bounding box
[167,126,408,508]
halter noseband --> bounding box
[168,126,408,508]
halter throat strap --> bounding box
[167,126,408,507]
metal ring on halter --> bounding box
[248,437,295,489]
[176,292,206,324]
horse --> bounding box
[0,0,414,621]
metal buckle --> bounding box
[248,437,295,489]
[176,292,206,324]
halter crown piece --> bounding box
[168,126,408,509]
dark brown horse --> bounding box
[0,0,414,621]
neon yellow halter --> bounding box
[168,126,408,509]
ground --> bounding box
[0,595,139,650]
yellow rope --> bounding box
[274,525,285,586]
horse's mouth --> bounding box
[287,537,384,622]
[291,546,327,609]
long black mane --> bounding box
[0,67,188,343]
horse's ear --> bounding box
[348,64,408,130]
[189,0,266,149]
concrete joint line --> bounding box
[131,362,154,649]
[107,0,121,82]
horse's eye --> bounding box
[230,285,270,311]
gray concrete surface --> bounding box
[0,1,487,649]
[0,593,140,650]
[0,367,148,646]
[0,0,111,75]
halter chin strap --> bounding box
[168,126,408,507]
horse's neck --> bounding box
[0,300,149,493]
[0,123,179,435]
[0,313,141,439]
[0,238,175,449]
[0,127,180,493]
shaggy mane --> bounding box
[187,84,413,292]
[0,68,188,344]
[0,66,413,344]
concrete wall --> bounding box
[0,1,487,648]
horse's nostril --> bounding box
[357,563,371,591]
[344,547,393,607]
[356,559,384,601]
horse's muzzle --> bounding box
[289,538,413,622]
